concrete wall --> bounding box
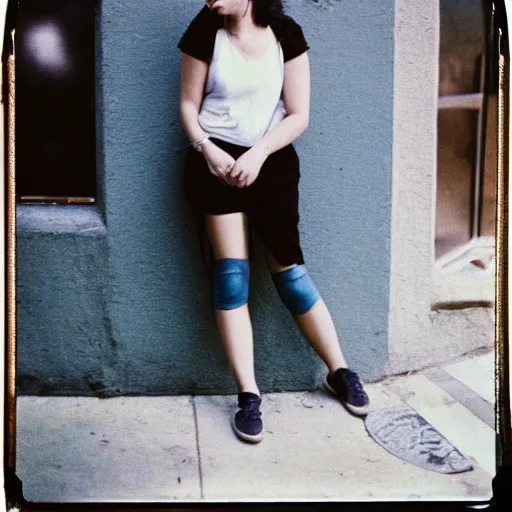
[16,206,112,394]
[16,0,395,395]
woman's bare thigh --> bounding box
[206,212,250,259]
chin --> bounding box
[209,1,222,11]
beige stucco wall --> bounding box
[386,0,494,377]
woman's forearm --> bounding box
[254,113,308,156]
[180,100,208,145]
[181,101,308,155]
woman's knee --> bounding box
[271,265,320,315]
[214,258,250,310]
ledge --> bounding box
[432,237,495,307]
[16,204,106,237]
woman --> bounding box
[178,0,369,444]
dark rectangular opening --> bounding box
[14,0,96,201]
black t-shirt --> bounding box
[178,5,309,63]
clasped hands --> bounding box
[202,140,268,188]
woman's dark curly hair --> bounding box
[211,0,287,28]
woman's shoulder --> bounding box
[271,14,305,34]
[177,6,218,63]
[270,14,309,62]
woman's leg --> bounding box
[265,250,348,374]
[206,212,260,396]
[266,250,369,416]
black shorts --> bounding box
[183,137,305,267]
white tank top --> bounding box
[198,27,287,147]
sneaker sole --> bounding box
[323,377,370,417]
[231,410,263,444]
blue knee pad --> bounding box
[272,265,320,315]
[213,258,250,310]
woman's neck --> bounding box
[224,5,258,36]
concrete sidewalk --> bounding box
[16,351,495,503]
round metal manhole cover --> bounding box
[364,406,473,474]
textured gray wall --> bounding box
[17,0,394,395]
[16,206,112,394]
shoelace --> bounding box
[240,400,262,421]
[344,372,367,400]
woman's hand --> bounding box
[228,145,268,188]
[202,141,236,185]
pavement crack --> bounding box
[191,396,204,499]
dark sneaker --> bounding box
[232,392,263,443]
[323,368,370,416]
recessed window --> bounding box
[436,0,496,270]
[14,0,96,202]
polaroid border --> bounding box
[2,0,511,510]
[492,0,512,503]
